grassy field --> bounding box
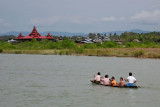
[2,48,160,59]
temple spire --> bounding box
[18,33,23,37]
[47,33,51,37]
[14,26,54,40]
[33,26,36,31]
[46,33,54,39]
[29,26,41,37]
[32,26,38,33]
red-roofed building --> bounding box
[46,33,53,39]
[16,33,23,39]
[14,26,54,41]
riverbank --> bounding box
[1,48,160,58]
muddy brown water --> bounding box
[0,54,160,107]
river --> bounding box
[0,54,160,107]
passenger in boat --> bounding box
[117,77,126,86]
[124,72,136,86]
[101,75,110,85]
[94,72,101,83]
[111,77,117,86]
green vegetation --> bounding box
[0,48,3,53]
[125,41,159,48]
[1,39,160,51]
[103,41,122,48]
[110,31,160,43]
[2,48,160,58]
[0,39,76,50]
[132,50,144,57]
[0,35,16,41]
[1,31,160,58]
[0,39,123,50]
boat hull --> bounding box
[90,80,140,88]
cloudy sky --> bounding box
[0,0,160,33]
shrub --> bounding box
[103,41,120,48]
[84,43,97,49]
[125,42,138,48]
[66,50,72,55]
[0,48,3,53]
[123,52,129,56]
[133,50,144,57]
[54,50,58,55]
[61,39,77,49]
[59,50,66,55]
[75,47,84,54]
[15,51,22,54]
[148,53,159,58]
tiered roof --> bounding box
[15,33,23,39]
[14,26,54,40]
[46,33,53,39]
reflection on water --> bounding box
[0,54,160,107]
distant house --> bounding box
[113,39,124,45]
[103,36,110,41]
[14,26,54,41]
[8,39,18,43]
[81,37,93,43]
[116,42,123,45]
[74,36,84,43]
[93,38,103,43]
[133,39,140,43]
[56,36,63,41]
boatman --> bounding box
[94,72,101,83]
[124,72,136,86]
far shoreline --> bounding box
[1,48,160,59]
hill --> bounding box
[0,31,87,37]
[0,35,16,41]
[0,29,154,37]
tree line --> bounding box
[0,31,160,51]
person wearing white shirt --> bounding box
[94,72,101,83]
[125,72,136,86]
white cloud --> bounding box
[68,16,98,24]
[130,10,160,24]
[29,16,61,26]
[120,17,125,20]
[29,15,126,26]
[71,18,81,24]
[86,17,99,24]
[100,16,126,21]
[151,4,160,9]
[101,16,116,21]
[29,16,85,25]
[29,16,99,25]
[0,18,12,27]
[0,18,4,23]
[69,16,82,24]
[4,23,12,27]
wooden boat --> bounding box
[90,80,140,88]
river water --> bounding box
[0,54,160,107]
